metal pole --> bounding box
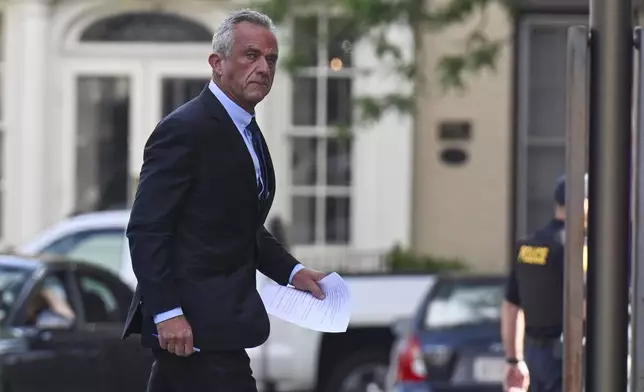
[631,26,644,392]
[564,25,589,392]
[586,0,633,391]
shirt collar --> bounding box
[208,80,253,130]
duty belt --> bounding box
[526,335,560,347]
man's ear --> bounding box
[208,53,224,78]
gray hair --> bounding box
[211,9,276,57]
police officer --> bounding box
[501,174,587,392]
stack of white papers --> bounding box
[260,272,351,333]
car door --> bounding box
[5,268,104,392]
[72,266,153,392]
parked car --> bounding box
[17,209,437,392]
[0,253,153,392]
[386,274,506,392]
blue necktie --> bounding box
[246,118,268,199]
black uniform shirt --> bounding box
[505,219,565,339]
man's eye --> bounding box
[246,53,257,60]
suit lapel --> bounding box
[198,84,277,224]
[197,85,257,196]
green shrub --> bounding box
[385,244,468,273]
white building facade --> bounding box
[1,0,413,269]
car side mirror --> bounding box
[391,317,412,337]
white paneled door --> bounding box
[63,59,209,213]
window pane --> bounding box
[0,13,4,62]
[80,12,212,43]
[423,280,505,329]
[326,138,352,186]
[328,18,356,68]
[67,234,125,274]
[0,190,3,239]
[293,17,319,67]
[28,273,77,329]
[527,197,555,234]
[0,131,4,180]
[76,77,130,212]
[0,70,4,121]
[0,266,30,323]
[292,77,317,125]
[291,137,318,185]
[527,145,565,233]
[291,196,316,244]
[325,196,350,244]
[162,78,209,117]
[78,275,121,323]
[327,78,352,126]
[40,229,126,275]
[527,24,569,137]
[527,145,565,199]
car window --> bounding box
[40,229,125,275]
[423,280,505,329]
[22,271,77,330]
[0,265,31,324]
[76,272,126,324]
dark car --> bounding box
[386,274,506,392]
[0,254,152,392]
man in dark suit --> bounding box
[122,9,327,392]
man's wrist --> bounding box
[288,263,305,285]
[505,356,524,365]
[154,307,184,324]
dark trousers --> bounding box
[146,348,257,392]
[525,342,563,392]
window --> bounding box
[0,11,5,239]
[76,273,123,324]
[40,229,126,275]
[162,78,210,117]
[0,265,30,324]
[516,16,586,238]
[289,15,356,246]
[22,272,77,330]
[80,12,212,43]
[423,280,505,329]
[76,77,130,212]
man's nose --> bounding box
[256,56,270,74]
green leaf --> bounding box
[438,54,468,91]
[468,38,503,71]
[354,93,414,125]
[373,30,403,60]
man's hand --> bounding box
[292,268,327,300]
[504,361,529,391]
[156,315,194,357]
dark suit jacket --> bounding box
[122,85,298,351]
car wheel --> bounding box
[319,349,390,392]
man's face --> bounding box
[209,22,278,111]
